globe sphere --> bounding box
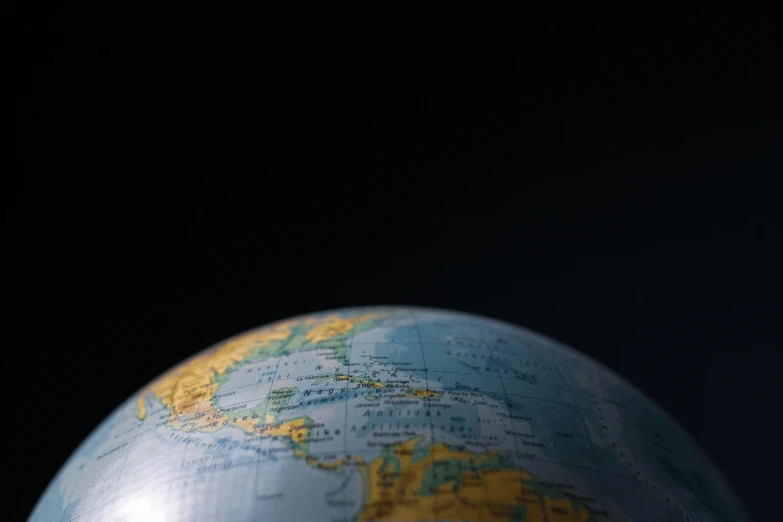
[30,307,747,521]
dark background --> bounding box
[13,15,782,522]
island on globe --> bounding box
[30,307,747,522]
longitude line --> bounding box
[63,415,140,521]
[497,376,520,454]
[108,417,144,503]
[648,439,674,521]
[411,310,436,521]
[412,311,434,443]
[252,331,294,519]
[556,366,608,519]
[478,327,516,509]
[342,327,355,522]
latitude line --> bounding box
[169,373,601,402]
[125,383,634,447]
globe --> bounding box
[30,307,747,521]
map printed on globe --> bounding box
[30,307,748,521]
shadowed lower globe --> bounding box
[30,307,748,521]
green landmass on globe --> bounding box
[29,307,748,521]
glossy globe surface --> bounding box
[30,307,747,521]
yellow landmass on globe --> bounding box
[137,313,385,421]
[334,374,440,399]
[304,454,366,471]
[304,314,374,344]
[358,437,591,522]
[334,374,388,388]
[261,414,308,439]
[397,388,440,399]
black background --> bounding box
[13,14,782,522]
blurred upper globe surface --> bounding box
[30,307,747,521]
